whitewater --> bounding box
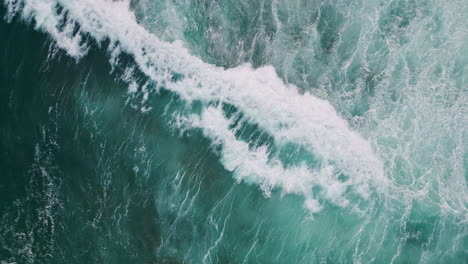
[5,0,392,211]
[1,0,466,263]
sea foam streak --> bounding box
[5,0,389,212]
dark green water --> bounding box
[0,0,466,263]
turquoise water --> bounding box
[0,0,466,263]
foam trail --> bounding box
[5,0,389,210]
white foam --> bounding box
[6,0,389,211]
[185,106,366,212]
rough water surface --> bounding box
[0,0,466,263]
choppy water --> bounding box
[0,0,466,263]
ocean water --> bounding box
[0,0,466,263]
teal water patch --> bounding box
[1,0,467,263]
